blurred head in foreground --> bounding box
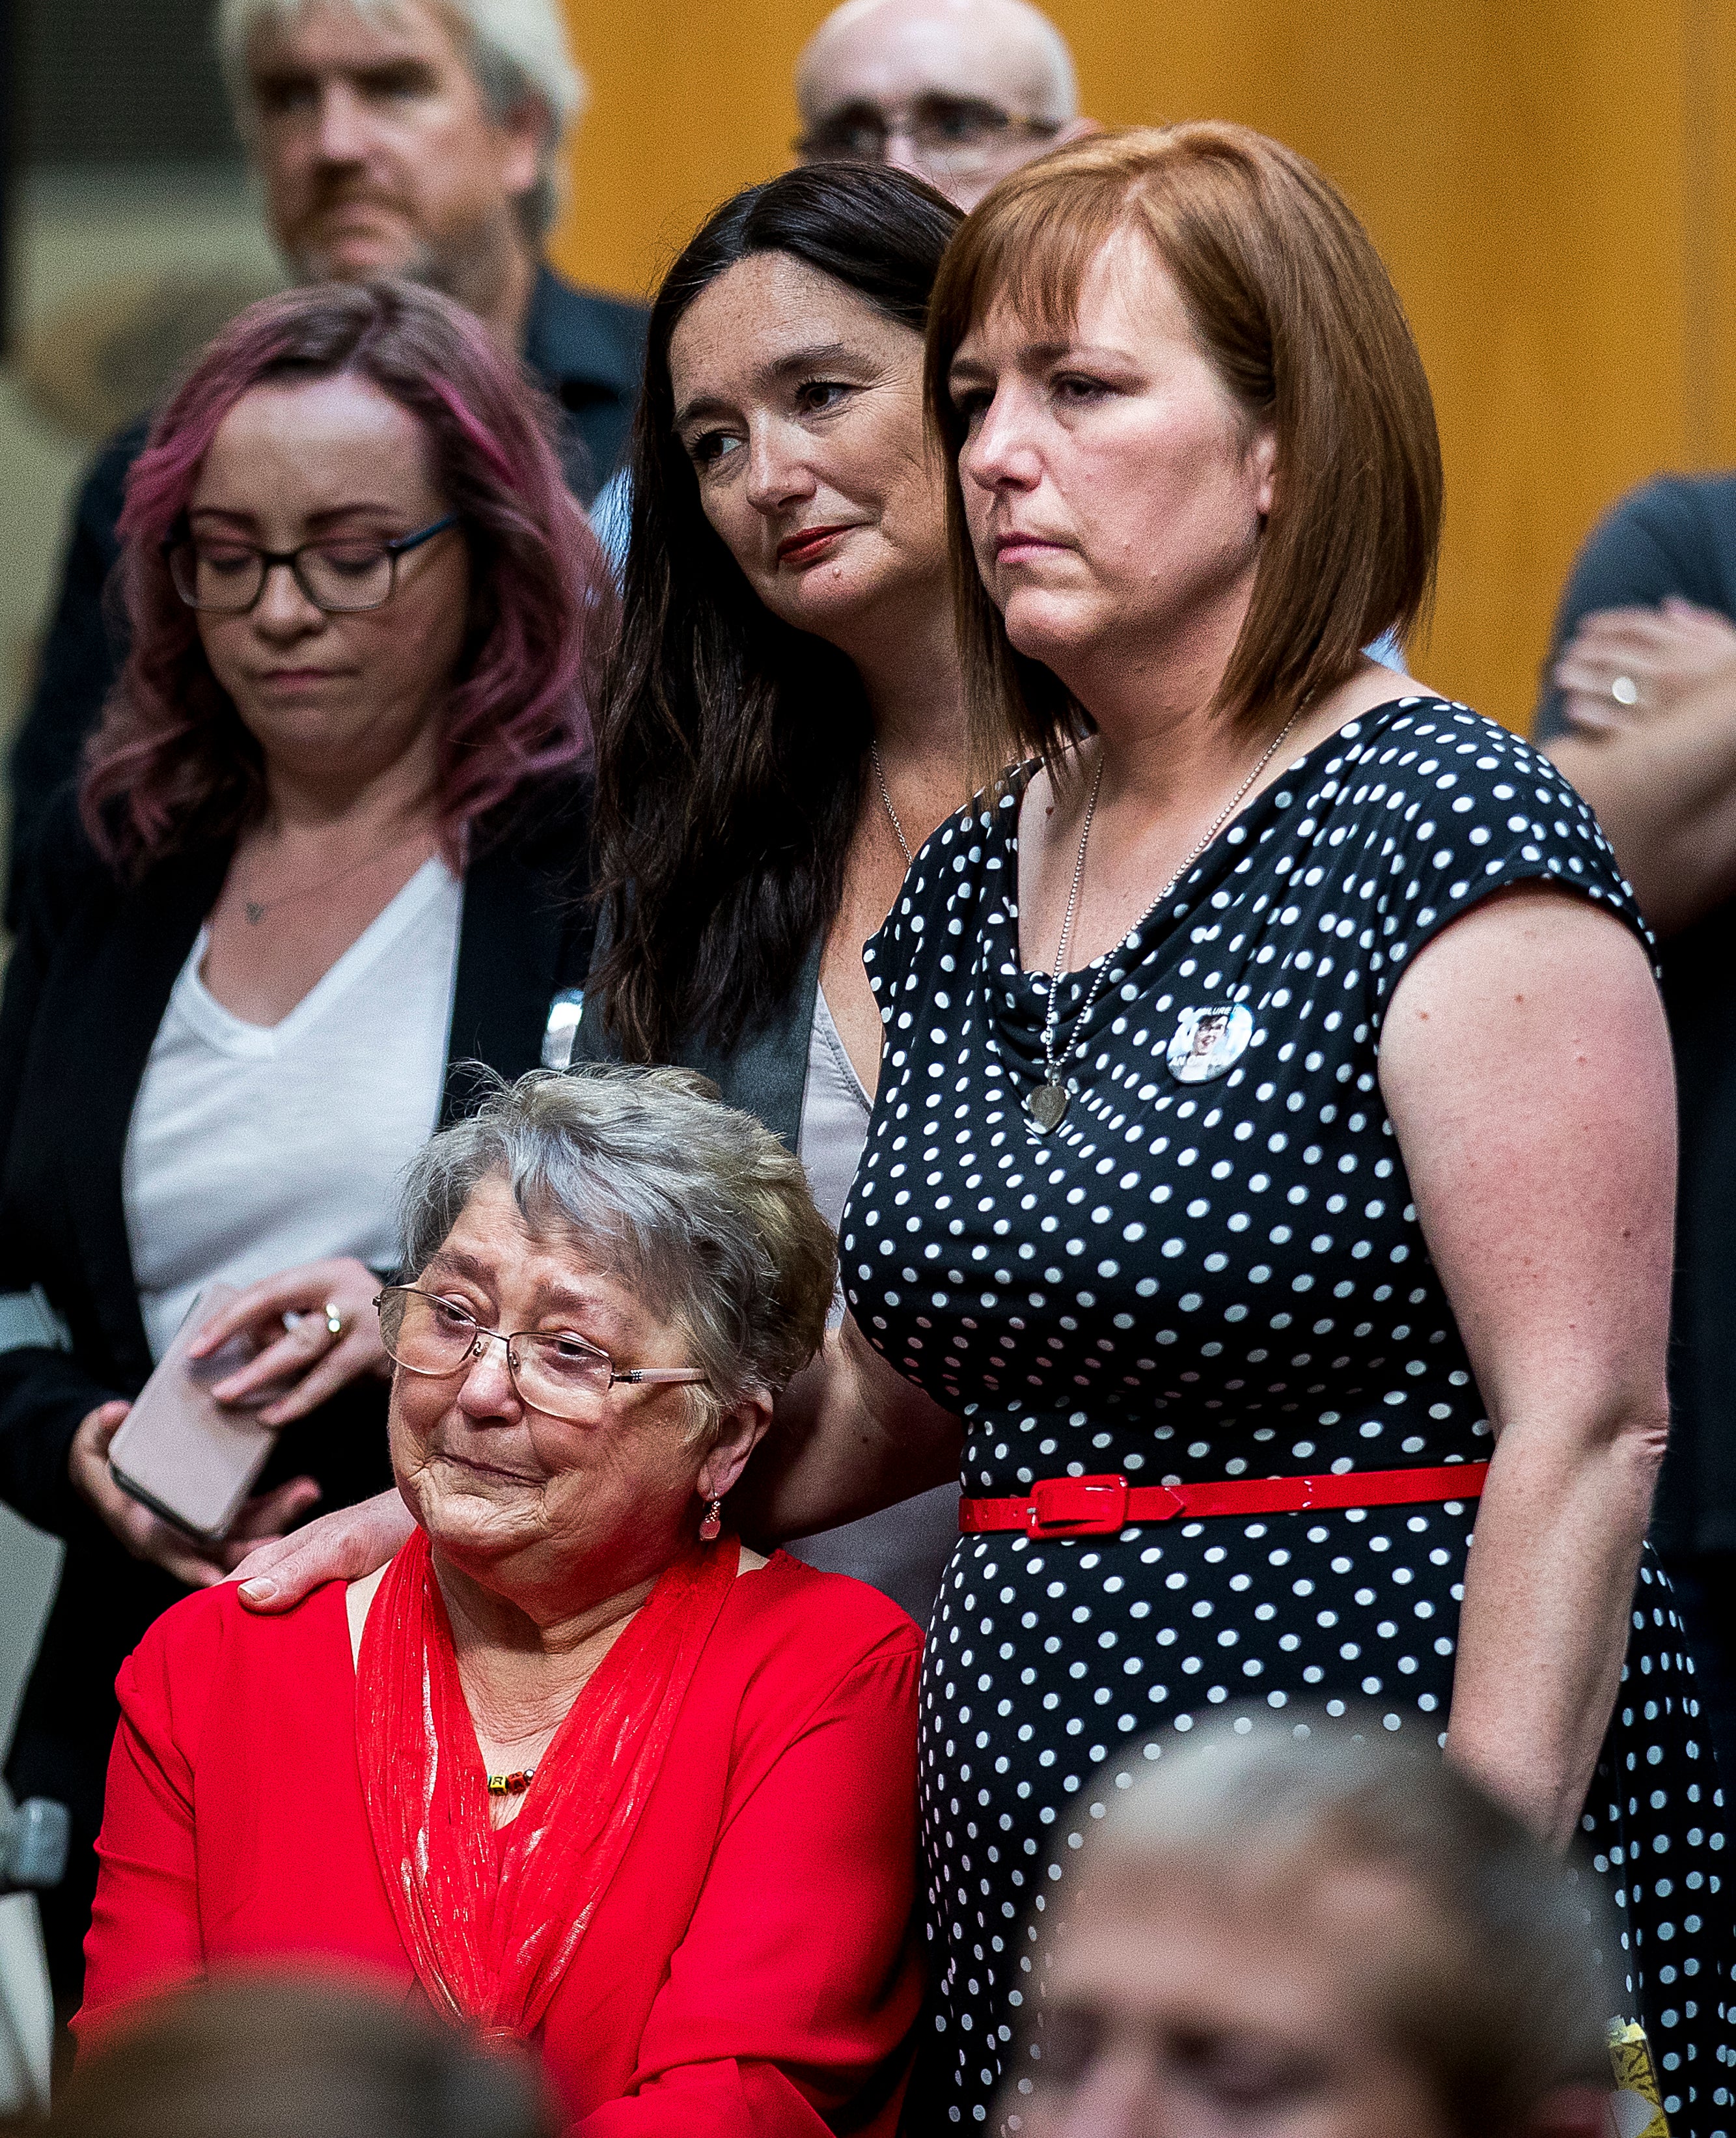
[44,1974,553,2138]
[1003,1716,1612,2138]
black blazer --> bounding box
[0,781,594,1855]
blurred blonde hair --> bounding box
[1046,1715,1612,2138]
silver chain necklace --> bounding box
[870,740,914,865]
[1026,702,1307,1133]
[236,827,426,926]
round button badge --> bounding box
[1166,1003,1254,1083]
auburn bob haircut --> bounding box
[925,122,1444,770]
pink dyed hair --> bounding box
[82,278,616,872]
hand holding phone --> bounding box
[71,1401,322,1587]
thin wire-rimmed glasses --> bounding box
[375,1285,708,1423]
[164,512,460,615]
[793,95,1061,178]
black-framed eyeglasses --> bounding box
[375,1285,708,1424]
[794,95,1062,176]
[163,512,460,616]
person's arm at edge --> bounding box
[729,1311,963,1547]
[1379,885,1672,1851]
[1543,679,1736,936]
[1536,482,1736,935]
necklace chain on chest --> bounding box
[870,741,914,866]
[1025,701,1307,1134]
[237,827,426,926]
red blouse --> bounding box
[77,1553,925,2135]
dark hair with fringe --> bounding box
[589,164,959,1062]
[925,122,1442,776]
[82,278,614,876]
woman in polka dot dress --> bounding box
[855,704,1724,2129]
[765,126,1731,2133]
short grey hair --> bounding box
[399,1068,837,1435]
[1047,1714,1612,2137]
[215,0,588,240]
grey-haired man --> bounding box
[8,0,643,919]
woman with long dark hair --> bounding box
[570,164,969,1613]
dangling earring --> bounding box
[699,1494,723,1544]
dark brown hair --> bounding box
[591,165,960,1062]
[924,122,1443,769]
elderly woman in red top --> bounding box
[77,1067,924,2135]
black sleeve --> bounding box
[0,802,126,1533]
[1533,476,1733,740]
[1363,702,1650,1022]
[5,422,146,928]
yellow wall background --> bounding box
[547,0,1736,734]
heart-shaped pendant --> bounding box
[1025,1081,1070,1131]
[244,902,266,925]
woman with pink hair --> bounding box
[0,277,613,2005]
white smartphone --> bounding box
[107,1284,279,1544]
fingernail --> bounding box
[239,1579,277,1602]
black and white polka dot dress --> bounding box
[840,699,1733,2134]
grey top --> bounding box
[568,920,820,1151]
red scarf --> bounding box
[357,1527,739,2042]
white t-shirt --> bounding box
[123,859,463,1361]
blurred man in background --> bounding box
[793,0,1092,210]
[7,0,644,917]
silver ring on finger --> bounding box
[1610,673,1641,707]
[322,1299,344,1340]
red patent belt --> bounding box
[958,1463,1490,1541]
